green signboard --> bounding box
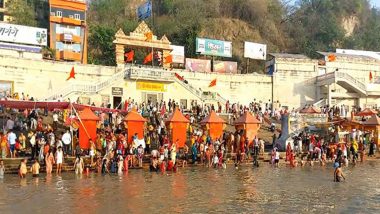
[196,38,232,57]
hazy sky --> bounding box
[372,0,380,7]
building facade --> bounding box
[0,0,13,22]
[49,0,87,64]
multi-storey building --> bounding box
[49,0,87,64]
[0,0,13,22]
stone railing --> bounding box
[174,77,204,100]
[316,71,367,93]
[44,70,126,101]
[335,71,366,92]
[126,65,175,82]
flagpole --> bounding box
[151,0,154,67]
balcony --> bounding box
[57,50,81,61]
[56,33,81,43]
[50,16,82,25]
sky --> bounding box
[372,0,380,8]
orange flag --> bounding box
[370,71,373,81]
[164,55,173,64]
[124,50,134,62]
[209,78,217,87]
[143,52,153,64]
[145,32,153,42]
[328,54,336,62]
[66,67,75,81]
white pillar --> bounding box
[327,84,332,106]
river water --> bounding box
[0,161,379,213]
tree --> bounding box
[88,25,116,66]
[7,0,37,26]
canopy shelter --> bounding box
[234,111,261,143]
[113,21,172,68]
[0,99,123,113]
[124,109,147,144]
[200,110,225,141]
[356,108,378,117]
[78,108,99,149]
[299,106,322,114]
[166,108,190,148]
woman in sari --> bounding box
[45,151,55,174]
[285,142,292,162]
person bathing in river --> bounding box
[30,160,40,177]
[74,155,84,174]
[334,163,345,182]
[150,157,159,172]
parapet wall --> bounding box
[0,55,319,108]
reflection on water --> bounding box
[0,162,380,213]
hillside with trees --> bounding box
[8,0,380,72]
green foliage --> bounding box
[7,0,37,26]
[86,0,380,71]
[88,25,116,66]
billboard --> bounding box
[185,58,211,72]
[0,23,47,46]
[213,61,238,74]
[170,45,185,64]
[196,38,232,57]
[244,41,266,60]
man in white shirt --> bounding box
[52,112,59,130]
[6,117,14,131]
[62,130,72,156]
[7,130,17,158]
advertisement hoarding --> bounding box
[244,41,266,60]
[0,23,47,46]
[170,45,185,64]
[185,58,211,72]
[213,61,238,74]
[196,38,232,57]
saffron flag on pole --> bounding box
[327,54,336,62]
[164,55,173,64]
[137,0,152,20]
[209,78,217,87]
[124,50,134,62]
[143,52,153,64]
[66,67,76,81]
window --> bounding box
[74,14,80,20]
[0,12,3,22]
[56,11,62,17]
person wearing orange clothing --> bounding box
[1,132,7,158]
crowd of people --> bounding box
[272,128,377,182]
[0,94,378,183]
